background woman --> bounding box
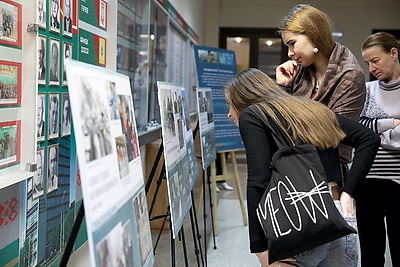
[358,31,400,267]
[225,68,379,267]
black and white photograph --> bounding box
[61,93,71,136]
[63,0,72,37]
[62,42,72,85]
[48,93,59,139]
[47,144,58,193]
[95,223,125,267]
[49,38,60,85]
[106,81,120,120]
[38,0,46,29]
[80,78,113,163]
[122,221,134,267]
[37,93,46,141]
[133,190,152,265]
[50,0,60,33]
[38,35,46,84]
[33,148,45,198]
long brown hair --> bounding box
[224,68,345,149]
[279,4,335,58]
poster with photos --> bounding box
[62,42,72,86]
[49,0,60,33]
[37,93,46,141]
[61,93,71,136]
[48,93,59,139]
[0,0,22,47]
[65,60,153,267]
[38,0,46,29]
[38,35,46,85]
[0,120,20,169]
[62,0,73,37]
[49,38,60,86]
[47,144,58,193]
[0,60,21,106]
[196,87,217,169]
[33,148,45,198]
[157,82,192,238]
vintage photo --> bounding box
[47,144,58,193]
[115,136,129,179]
[80,77,113,163]
[0,0,21,47]
[0,120,20,168]
[106,81,120,121]
[61,93,71,136]
[118,94,139,161]
[50,0,60,33]
[133,190,152,264]
[0,60,21,106]
[38,36,46,85]
[49,38,60,85]
[62,42,72,85]
[38,0,46,29]
[37,93,46,141]
[99,0,107,29]
[48,93,59,139]
[63,0,72,37]
[95,223,126,267]
[33,148,45,198]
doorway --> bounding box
[219,28,288,80]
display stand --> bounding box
[145,141,204,267]
[200,150,248,236]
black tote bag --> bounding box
[250,106,357,264]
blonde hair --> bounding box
[279,4,335,58]
[224,68,345,149]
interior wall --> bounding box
[207,0,400,79]
[169,0,207,43]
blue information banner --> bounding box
[193,45,244,152]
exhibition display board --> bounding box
[196,87,217,169]
[66,60,154,266]
[193,45,243,152]
[157,81,193,238]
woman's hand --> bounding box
[394,119,400,128]
[340,191,355,217]
[276,60,299,88]
[255,251,296,266]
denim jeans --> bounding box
[294,201,359,267]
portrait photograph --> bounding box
[50,0,60,33]
[62,0,72,37]
[0,0,22,47]
[99,0,107,29]
[62,42,72,86]
[48,93,59,139]
[61,93,71,136]
[38,0,46,29]
[0,60,21,106]
[47,144,58,193]
[49,38,60,85]
[33,148,45,199]
[0,120,20,169]
[37,35,46,85]
[37,93,46,141]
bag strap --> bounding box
[248,105,291,149]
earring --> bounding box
[313,47,319,54]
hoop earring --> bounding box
[313,47,319,54]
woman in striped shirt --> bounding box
[358,31,400,267]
